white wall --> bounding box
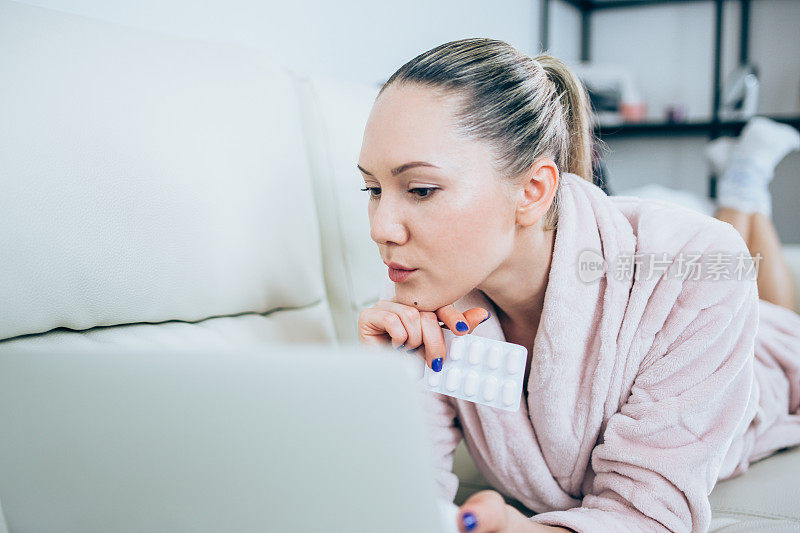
[12,0,800,241]
[546,0,584,62]
[13,0,537,85]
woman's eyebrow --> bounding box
[357,161,441,177]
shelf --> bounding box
[595,115,800,138]
[561,0,760,11]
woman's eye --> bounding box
[360,187,381,199]
[410,187,438,199]
[359,187,438,200]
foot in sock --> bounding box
[716,116,800,216]
[704,136,736,176]
[731,116,800,181]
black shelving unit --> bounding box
[596,115,800,138]
[540,0,800,198]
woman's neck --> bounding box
[477,224,556,333]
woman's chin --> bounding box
[393,288,456,313]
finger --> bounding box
[357,308,408,348]
[419,311,446,372]
[458,490,507,533]
[435,304,471,335]
[462,307,491,332]
[372,300,423,350]
[439,307,491,332]
[357,331,391,347]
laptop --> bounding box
[0,342,457,532]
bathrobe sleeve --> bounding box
[377,277,464,501]
[421,392,464,501]
[529,228,760,533]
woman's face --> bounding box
[358,83,520,311]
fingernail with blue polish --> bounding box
[431,357,443,372]
[456,321,468,332]
[478,310,491,325]
[461,511,478,531]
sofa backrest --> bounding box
[0,0,385,352]
[295,74,385,342]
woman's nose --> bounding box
[370,200,409,245]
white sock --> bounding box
[704,136,736,176]
[733,116,800,180]
[715,117,800,216]
[716,156,773,216]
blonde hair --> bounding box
[379,38,601,230]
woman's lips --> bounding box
[388,266,418,283]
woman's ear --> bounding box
[516,157,559,227]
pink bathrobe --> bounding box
[379,172,800,533]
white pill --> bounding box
[506,350,525,374]
[449,337,465,361]
[445,367,462,392]
[502,380,518,406]
[463,370,480,396]
[427,370,442,388]
[468,341,484,365]
[487,346,502,369]
[482,376,499,402]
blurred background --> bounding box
[14,0,800,241]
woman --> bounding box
[357,38,800,533]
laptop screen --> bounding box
[0,343,447,533]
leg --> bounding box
[707,117,800,309]
[713,206,795,310]
[747,212,796,310]
[714,206,751,244]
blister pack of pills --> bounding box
[419,330,528,412]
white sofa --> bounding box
[1,1,798,531]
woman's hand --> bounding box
[457,490,574,532]
[358,298,490,370]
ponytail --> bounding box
[534,53,597,183]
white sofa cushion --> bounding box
[295,73,387,343]
[0,0,336,346]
